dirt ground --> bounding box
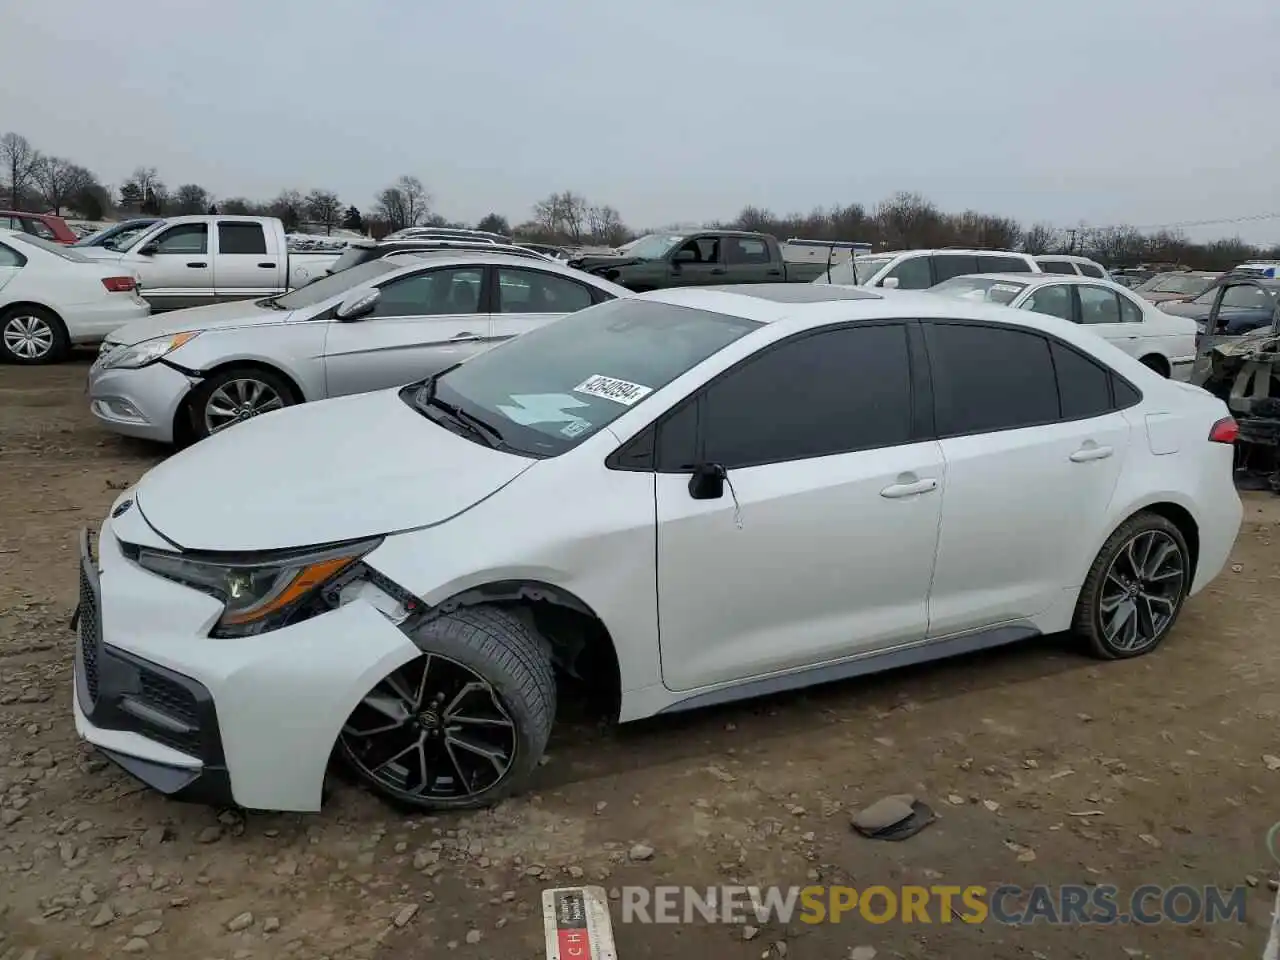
[2,355,1279,960]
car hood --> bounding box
[1140,292,1194,303]
[107,299,295,345]
[1157,300,1208,319]
[568,254,645,273]
[133,388,536,552]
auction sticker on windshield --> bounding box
[574,374,653,406]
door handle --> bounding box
[1070,444,1114,463]
[767,269,781,276]
[710,268,726,275]
[880,478,938,499]
[257,262,276,268]
[186,262,207,268]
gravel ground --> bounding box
[2,357,1279,960]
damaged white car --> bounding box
[73,284,1242,813]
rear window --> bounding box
[930,276,1029,305]
[8,234,92,262]
[1078,263,1106,278]
[1036,259,1077,275]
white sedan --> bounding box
[929,273,1198,379]
[72,284,1241,813]
[0,229,149,364]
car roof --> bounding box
[1033,253,1101,263]
[855,248,1032,259]
[637,283,1084,333]
[948,272,1127,289]
[379,251,631,292]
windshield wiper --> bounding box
[413,381,509,450]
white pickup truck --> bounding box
[74,215,340,312]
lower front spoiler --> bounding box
[96,746,235,807]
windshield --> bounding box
[929,276,1029,305]
[815,256,893,286]
[1147,274,1215,295]
[270,259,398,309]
[326,246,372,275]
[418,298,761,457]
[10,234,93,262]
[74,220,158,250]
[623,234,685,259]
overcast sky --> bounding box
[4,0,1278,242]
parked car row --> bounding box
[71,277,1244,813]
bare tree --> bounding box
[1021,222,1061,255]
[305,189,343,235]
[374,175,430,230]
[172,184,211,216]
[33,157,93,216]
[269,189,305,231]
[531,191,590,242]
[586,204,627,245]
[1,133,42,210]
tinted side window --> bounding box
[0,242,27,267]
[701,324,913,468]
[153,223,208,255]
[496,268,593,313]
[725,238,771,264]
[218,222,268,255]
[932,254,980,284]
[1051,342,1112,419]
[925,323,1058,434]
[372,267,482,317]
[654,400,698,471]
[1022,285,1073,322]
[1037,259,1076,275]
[1113,376,1141,409]
[882,256,932,290]
[1077,286,1121,324]
[1078,263,1106,278]
[979,255,1030,273]
[1117,293,1143,323]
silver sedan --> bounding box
[88,252,631,444]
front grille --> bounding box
[78,559,101,702]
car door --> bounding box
[323,265,490,398]
[133,222,213,310]
[488,266,601,344]
[922,321,1129,637]
[654,321,944,692]
[1073,284,1140,355]
[722,236,781,283]
[213,221,284,298]
[667,236,727,287]
[1211,282,1276,334]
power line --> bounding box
[1093,212,1280,232]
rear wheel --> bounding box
[0,306,69,364]
[1072,512,1190,659]
[1139,354,1171,378]
[188,366,296,439]
[338,606,556,811]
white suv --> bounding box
[73,284,1243,813]
[817,249,1039,289]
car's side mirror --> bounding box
[335,286,381,321]
[881,276,901,289]
[138,243,159,256]
[672,249,697,264]
[688,462,726,500]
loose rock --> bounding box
[226,911,254,932]
[629,843,655,862]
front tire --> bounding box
[1072,512,1190,659]
[338,606,556,811]
[0,305,69,364]
[187,366,296,440]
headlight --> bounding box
[133,538,381,636]
[100,331,201,370]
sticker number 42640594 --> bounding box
[573,374,652,406]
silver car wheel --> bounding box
[203,378,285,434]
[2,314,55,360]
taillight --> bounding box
[102,276,136,292]
[1208,417,1239,444]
